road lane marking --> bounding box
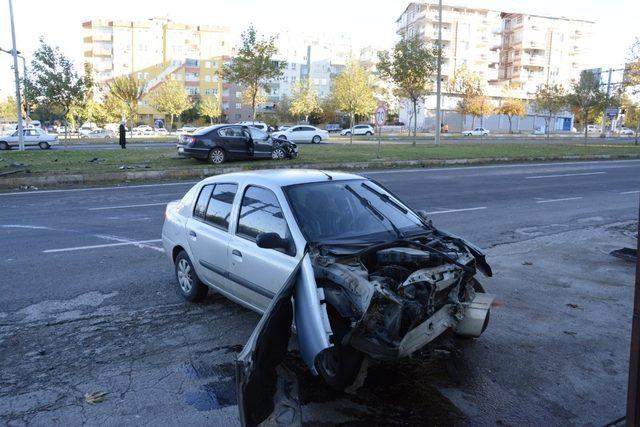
[620,190,640,194]
[1,224,55,230]
[424,206,487,215]
[536,197,583,204]
[43,239,163,253]
[525,172,606,179]
[88,202,168,211]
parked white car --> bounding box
[236,121,270,133]
[586,124,601,133]
[618,127,635,136]
[462,127,490,136]
[161,170,493,415]
[340,124,374,136]
[80,129,115,139]
[132,125,153,135]
[271,125,328,143]
[176,125,198,134]
[154,128,169,135]
[0,128,58,150]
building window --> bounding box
[213,75,219,82]
[205,61,211,68]
[213,88,219,95]
[223,103,229,110]
[144,72,149,80]
[205,75,211,82]
[204,89,211,95]
[235,103,241,109]
[137,72,142,79]
[235,91,242,98]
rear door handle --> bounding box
[188,230,197,238]
[231,249,242,258]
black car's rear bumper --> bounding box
[177,145,209,159]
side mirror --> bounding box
[256,232,290,251]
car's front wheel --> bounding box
[344,132,351,136]
[278,135,287,140]
[365,131,373,136]
[209,147,226,164]
[483,133,488,137]
[38,142,50,150]
[271,147,285,159]
[175,251,208,302]
[0,141,9,150]
[312,135,321,144]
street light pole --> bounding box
[434,0,443,145]
[8,0,24,151]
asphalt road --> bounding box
[1,159,639,424]
[1,159,638,314]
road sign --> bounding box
[606,107,621,117]
[375,106,387,127]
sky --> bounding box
[0,0,638,98]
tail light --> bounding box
[182,136,195,144]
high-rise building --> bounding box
[82,18,254,124]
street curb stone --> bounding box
[2,153,639,189]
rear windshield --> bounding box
[193,126,218,136]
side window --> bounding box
[219,127,244,137]
[193,185,214,219]
[291,127,301,132]
[204,183,238,230]
[237,186,288,241]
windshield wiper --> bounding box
[360,182,408,214]
[345,184,403,239]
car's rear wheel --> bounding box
[175,251,208,302]
[0,141,9,150]
[365,131,373,136]
[312,135,321,144]
[344,131,351,136]
[209,147,226,164]
[271,147,285,159]
[483,133,488,137]
[38,142,50,150]
[279,135,287,140]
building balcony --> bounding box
[92,48,112,57]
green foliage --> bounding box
[150,80,191,129]
[198,96,221,124]
[108,74,145,128]
[223,27,285,120]
[25,38,86,122]
[377,38,437,144]
[0,96,17,121]
[332,61,377,143]
[496,98,527,133]
[534,83,566,137]
[625,37,640,93]
[290,80,322,122]
[566,70,606,138]
[447,65,483,129]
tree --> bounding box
[566,70,606,139]
[534,84,566,139]
[0,96,17,121]
[198,96,221,124]
[289,80,321,123]
[332,61,377,144]
[25,38,86,137]
[223,26,285,122]
[447,65,482,131]
[625,103,640,144]
[625,37,640,90]
[149,80,190,130]
[108,74,145,131]
[496,98,527,133]
[467,94,493,129]
[377,37,437,145]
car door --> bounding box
[218,126,247,159]
[227,185,299,312]
[185,183,239,295]
[248,127,272,158]
[24,129,39,145]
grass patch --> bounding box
[1,142,639,177]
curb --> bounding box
[2,154,640,190]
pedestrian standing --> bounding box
[119,122,127,149]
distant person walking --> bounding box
[119,122,127,149]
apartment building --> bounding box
[82,18,253,124]
[500,13,593,95]
[396,2,503,96]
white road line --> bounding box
[88,202,168,211]
[620,190,640,194]
[536,197,583,204]
[0,181,196,196]
[425,206,487,215]
[43,239,162,254]
[525,172,606,179]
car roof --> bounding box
[199,169,364,188]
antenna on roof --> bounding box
[320,170,333,180]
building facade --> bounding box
[82,18,253,125]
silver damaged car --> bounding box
[161,169,494,426]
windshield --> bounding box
[284,179,425,243]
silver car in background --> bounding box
[161,169,494,425]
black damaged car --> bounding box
[177,124,298,164]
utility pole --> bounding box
[600,68,612,138]
[434,0,443,145]
[8,0,24,151]
[1,48,29,124]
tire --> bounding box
[315,305,364,390]
[344,132,351,136]
[312,135,321,144]
[208,147,226,164]
[38,142,50,150]
[271,147,285,160]
[279,135,287,140]
[0,141,9,150]
[174,251,208,302]
[483,133,488,137]
[365,131,373,136]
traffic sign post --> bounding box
[375,106,386,159]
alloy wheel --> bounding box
[177,258,193,294]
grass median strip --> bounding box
[1,142,640,177]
